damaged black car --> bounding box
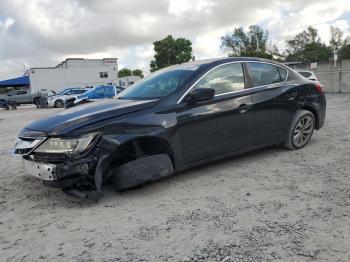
[13,57,326,200]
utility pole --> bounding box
[333,48,338,68]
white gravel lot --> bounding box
[0,95,349,262]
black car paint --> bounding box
[26,98,160,136]
[17,57,326,199]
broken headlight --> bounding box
[34,133,99,154]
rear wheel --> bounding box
[111,154,174,191]
[54,99,64,108]
[284,110,315,150]
[33,97,39,105]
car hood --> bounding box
[25,98,159,136]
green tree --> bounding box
[150,35,193,72]
[330,26,343,53]
[285,26,332,62]
[118,68,132,77]
[329,27,350,60]
[132,69,144,78]
[340,41,350,59]
[221,25,274,59]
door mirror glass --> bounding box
[186,88,215,103]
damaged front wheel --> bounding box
[110,154,174,191]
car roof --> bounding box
[296,69,314,73]
[177,57,286,69]
[63,88,85,90]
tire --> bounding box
[111,154,174,191]
[284,110,315,150]
[54,99,64,108]
[33,97,39,105]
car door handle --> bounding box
[238,103,251,114]
[286,92,298,100]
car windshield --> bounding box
[57,89,70,95]
[118,67,195,99]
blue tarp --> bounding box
[0,76,29,87]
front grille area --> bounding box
[14,148,32,154]
[33,153,68,163]
[14,137,44,155]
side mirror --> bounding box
[185,88,215,103]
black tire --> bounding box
[284,110,315,150]
[111,154,174,191]
[33,97,39,105]
[54,99,64,108]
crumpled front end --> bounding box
[13,128,119,201]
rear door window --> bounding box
[246,62,284,87]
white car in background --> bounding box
[48,88,87,108]
[296,70,318,82]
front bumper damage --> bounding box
[15,136,119,201]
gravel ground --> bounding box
[0,95,349,262]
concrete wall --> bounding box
[294,60,350,93]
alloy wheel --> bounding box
[293,115,314,147]
[55,100,64,108]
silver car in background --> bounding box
[48,88,87,108]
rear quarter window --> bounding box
[298,71,312,78]
[278,67,288,81]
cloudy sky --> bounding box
[0,0,350,79]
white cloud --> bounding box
[0,17,15,31]
[0,0,350,79]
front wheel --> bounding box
[284,110,315,150]
[111,154,174,191]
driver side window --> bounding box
[193,63,245,95]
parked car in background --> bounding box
[48,88,87,108]
[65,85,117,108]
[296,70,318,82]
[0,90,32,105]
[13,57,326,200]
[0,99,8,109]
[0,89,56,106]
[116,85,125,93]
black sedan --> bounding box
[13,57,326,200]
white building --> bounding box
[117,76,141,87]
[27,58,118,93]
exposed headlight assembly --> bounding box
[34,133,99,154]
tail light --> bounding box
[315,83,324,94]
